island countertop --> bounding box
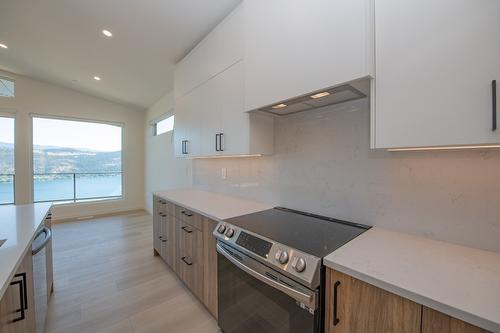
[0,202,52,299]
[324,227,500,332]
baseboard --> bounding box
[52,208,149,224]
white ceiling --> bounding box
[0,0,242,110]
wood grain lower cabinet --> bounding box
[44,213,53,297]
[202,216,218,318]
[421,307,490,333]
[325,269,421,333]
[152,197,219,319]
[0,250,36,333]
[325,268,491,333]
[152,196,162,255]
[177,219,204,300]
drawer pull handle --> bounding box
[493,80,497,131]
[10,273,28,323]
[181,210,193,217]
[181,256,193,266]
[181,226,193,234]
[333,281,340,326]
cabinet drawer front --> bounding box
[156,197,173,216]
[177,222,199,259]
[175,205,203,230]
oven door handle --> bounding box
[217,243,316,308]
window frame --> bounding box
[29,114,125,204]
[0,76,15,98]
[0,110,16,205]
[152,113,175,136]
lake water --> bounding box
[0,174,122,204]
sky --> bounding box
[0,117,14,143]
[0,116,121,152]
[33,117,122,152]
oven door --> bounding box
[217,242,320,333]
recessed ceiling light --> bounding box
[0,43,8,49]
[102,30,113,37]
[310,91,330,99]
[93,76,101,81]
[271,103,287,109]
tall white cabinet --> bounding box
[373,0,500,149]
[174,4,273,158]
[243,0,374,112]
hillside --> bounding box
[0,142,121,174]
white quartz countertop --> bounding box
[154,188,273,221]
[324,228,500,332]
[0,203,52,299]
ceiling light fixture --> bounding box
[93,76,101,81]
[102,30,113,37]
[271,103,287,109]
[310,91,330,99]
[0,43,8,49]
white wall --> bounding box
[144,91,192,213]
[0,70,145,220]
[192,99,500,253]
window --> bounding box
[32,117,123,203]
[0,77,15,97]
[153,115,174,136]
[0,116,15,204]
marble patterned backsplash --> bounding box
[193,99,500,253]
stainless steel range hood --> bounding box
[253,78,370,116]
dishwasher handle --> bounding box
[32,227,52,255]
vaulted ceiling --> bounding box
[0,0,241,109]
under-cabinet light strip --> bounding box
[387,145,500,152]
[189,154,262,159]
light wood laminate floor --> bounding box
[45,212,218,333]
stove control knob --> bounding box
[225,228,235,238]
[217,225,226,234]
[279,251,289,265]
[295,258,306,272]
[274,250,282,261]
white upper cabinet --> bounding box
[243,0,374,112]
[198,61,274,157]
[174,3,274,158]
[174,5,244,100]
[373,0,500,149]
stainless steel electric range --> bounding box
[213,207,370,333]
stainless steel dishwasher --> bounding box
[32,225,52,333]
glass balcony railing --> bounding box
[0,174,15,205]
[33,172,122,203]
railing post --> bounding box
[12,174,15,204]
[73,173,76,202]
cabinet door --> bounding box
[202,217,218,318]
[197,76,221,156]
[174,92,200,157]
[0,251,35,333]
[422,307,490,333]
[174,4,243,100]
[325,269,421,333]
[177,221,204,300]
[374,0,500,148]
[152,196,161,254]
[215,61,250,156]
[165,214,176,268]
[159,213,169,263]
[244,0,373,112]
[45,212,53,297]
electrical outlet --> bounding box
[221,167,227,180]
